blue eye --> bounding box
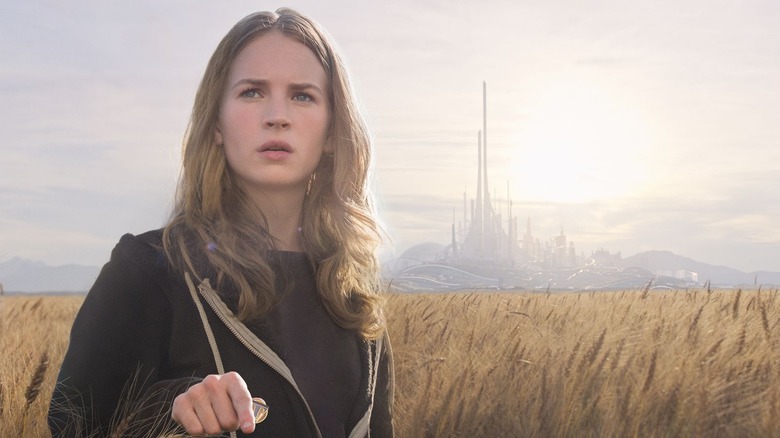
[240,89,262,98]
[292,93,313,102]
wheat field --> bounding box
[2,288,780,437]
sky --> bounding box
[1,0,779,273]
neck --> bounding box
[246,186,306,252]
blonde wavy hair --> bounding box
[163,8,384,339]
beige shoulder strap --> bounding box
[184,273,238,438]
[185,272,226,374]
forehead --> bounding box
[228,31,327,86]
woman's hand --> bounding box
[171,371,256,435]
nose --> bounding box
[263,97,290,129]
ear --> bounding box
[323,141,334,154]
[323,132,335,154]
[215,124,223,146]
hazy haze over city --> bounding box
[1,0,779,273]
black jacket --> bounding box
[49,230,394,437]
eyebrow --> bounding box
[229,78,324,95]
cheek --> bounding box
[218,104,256,141]
[219,120,245,169]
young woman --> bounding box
[49,8,393,438]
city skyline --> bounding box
[1,1,779,272]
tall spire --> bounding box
[461,81,501,259]
[482,81,494,256]
[475,130,483,252]
[482,81,490,214]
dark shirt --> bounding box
[253,251,362,437]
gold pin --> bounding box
[252,397,269,424]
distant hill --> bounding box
[619,250,780,287]
[0,257,100,293]
[2,250,779,293]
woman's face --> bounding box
[216,31,330,200]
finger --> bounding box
[209,383,240,432]
[192,400,223,436]
[172,395,206,436]
[224,374,255,433]
[188,384,223,436]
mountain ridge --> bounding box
[618,250,780,286]
[0,257,101,293]
[2,250,779,293]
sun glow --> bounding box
[509,79,651,203]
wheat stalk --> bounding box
[19,350,50,437]
[736,324,747,355]
[563,341,581,377]
[642,350,658,393]
[109,411,137,438]
[687,305,705,343]
[703,338,725,364]
[760,303,771,341]
[0,380,5,418]
[25,351,49,408]
[579,328,607,371]
[732,288,742,320]
[641,279,653,299]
